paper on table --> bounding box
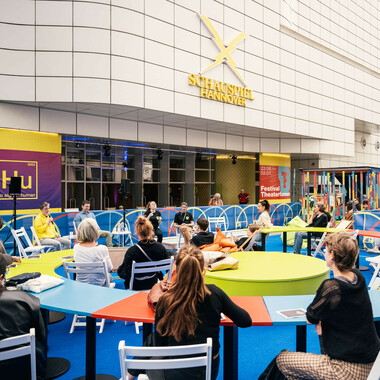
[27,255,41,259]
[277,308,306,319]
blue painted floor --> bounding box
[48,234,376,379]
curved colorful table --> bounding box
[205,251,330,296]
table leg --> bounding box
[74,317,118,380]
[296,325,307,352]
[261,233,266,251]
[224,326,238,380]
[283,232,287,253]
[143,323,153,342]
[307,233,311,256]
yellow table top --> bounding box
[205,251,329,283]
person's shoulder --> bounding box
[156,210,161,215]
[2,289,39,304]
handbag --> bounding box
[147,280,171,311]
[206,256,239,271]
[6,272,41,287]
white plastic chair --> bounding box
[367,255,380,289]
[129,256,174,290]
[129,256,174,334]
[0,328,36,380]
[208,216,227,233]
[11,227,50,259]
[367,350,380,380]
[118,337,212,380]
[30,226,55,253]
[63,258,115,334]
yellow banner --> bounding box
[0,129,61,153]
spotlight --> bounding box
[104,144,111,157]
[231,155,237,165]
[122,161,128,171]
[156,149,163,160]
[75,143,80,148]
[196,152,202,162]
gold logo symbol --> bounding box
[199,14,248,86]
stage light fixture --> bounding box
[104,144,111,157]
[231,155,237,164]
[156,149,163,160]
[122,161,128,171]
[196,152,202,162]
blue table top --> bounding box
[263,295,314,325]
[30,278,136,316]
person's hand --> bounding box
[13,256,22,263]
[315,321,322,335]
[56,234,61,238]
[48,217,53,224]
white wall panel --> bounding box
[74,53,110,78]
[36,26,72,51]
[36,52,72,76]
[36,78,72,102]
[0,24,34,50]
[138,122,163,143]
[74,78,110,103]
[0,0,34,24]
[74,28,110,54]
[226,134,243,151]
[111,32,144,60]
[207,132,226,150]
[187,129,207,148]
[77,114,108,138]
[164,125,186,145]
[40,109,76,134]
[36,1,72,25]
[111,7,144,35]
[112,57,144,83]
[0,75,35,101]
[112,81,144,108]
[145,87,174,113]
[74,2,110,29]
[110,118,137,140]
[0,50,34,75]
[0,103,39,130]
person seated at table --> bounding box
[74,200,112,247]
[277,232,380,379]
[127,245,252,380]
[189,217,214,247]
[33,202,71,252]
[354,197,361,211]
[118,216,169,290]
[0,217,21,264]
[73,218,113,287]
[0,255,47,380]
[173,202,194,242]
[293,202,328,255]
[233,224,261,250]
[252,199,273,245]
[144,201,163,243]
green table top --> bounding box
[205,251,330,283]
[6,250,73,278]
[261,226,348,234]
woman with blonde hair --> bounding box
[128,245,252,380]
[73,218,113,286]
[117,216,168,290]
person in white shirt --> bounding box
[252,200,273,246]
[73,218,113,286]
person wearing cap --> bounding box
[0,217,21,264]
[173,202,194,243]
[0,255,47,379]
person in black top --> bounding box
[277,231,380,379]
[144,201,163,243]
[127,245,252,380]
[190,217,214,247]
[117,216,168,290]
[293,202,328,254]
[173,202,194,242]
[0,255,47,380]
[233,224,261,250]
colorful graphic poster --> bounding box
[259,154,291,203]
[0,129,61,213]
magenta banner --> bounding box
[0,149,61,211]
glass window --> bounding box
[170,157,185,169]
[144,157,160,169]
[67,149,84,164]
[86,144,101,152]
[195,170,209,182]
[102,169,114,182]
[67,166,84,181]
[195,158,209,169]
[86,167,101,181]
[102,155,115,167]
[61,165,65,180]
[170,170,185,182]
[86,152,101,166]
[127,170,135,182]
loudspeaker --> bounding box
[9,177,22,195]
[120,179,130,195]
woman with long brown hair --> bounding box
[128,245,252,380]
[117,216,168,290]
